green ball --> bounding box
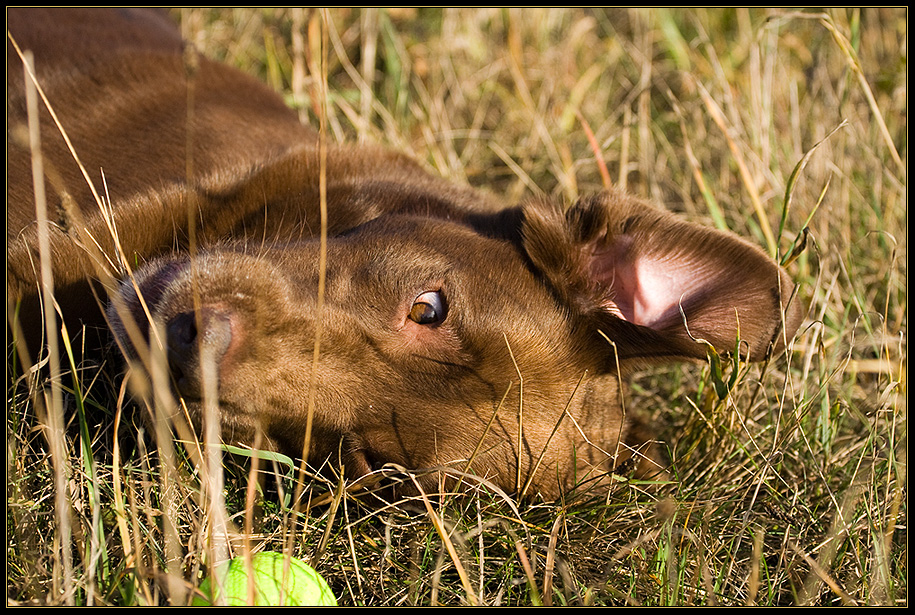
[193,551,337,606]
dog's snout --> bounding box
[166,308,234,398]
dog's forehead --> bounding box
[332,213,517,266]
[245,213,526,304]
[314,214,532,302]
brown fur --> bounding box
[7,8,802,499]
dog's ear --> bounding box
[522,189,802,367]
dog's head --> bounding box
[109,181,802,499]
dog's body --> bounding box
[7,8,801,499]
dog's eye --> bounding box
[409,290,446,325]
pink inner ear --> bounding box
[591,235,699,330]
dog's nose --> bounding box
[165,308,233,399]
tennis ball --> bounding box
[193,551,337,606]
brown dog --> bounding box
[7,8,802,499]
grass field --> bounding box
[7,8,906,606]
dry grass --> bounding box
[7,8,906,606]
